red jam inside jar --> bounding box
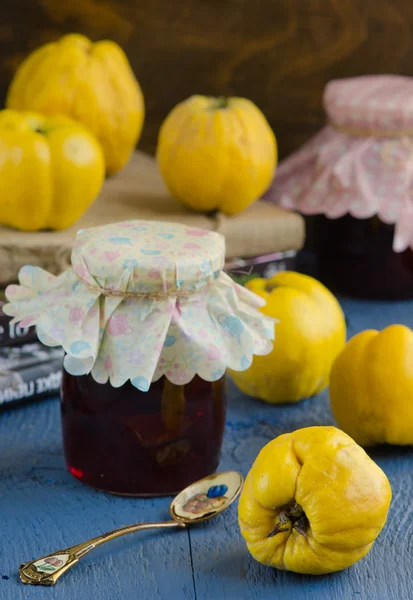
[314,214,413,300]
[61,371,227,496]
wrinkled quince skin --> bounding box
[7,33,144,175]
[238,426,391,574]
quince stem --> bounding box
[267,501,308,538]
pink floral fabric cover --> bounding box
[4,220,275,391]
[265,75,413,252]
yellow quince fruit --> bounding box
[238,426,391,575]
[7,34,144,175]
[156,95,277,215]
[230,272,346,403]
[0,109,104,231]
[330,324,413,446]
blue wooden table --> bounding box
[1,296,412,600]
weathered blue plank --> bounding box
[1,297,413,599]
[190,298,413,600]
[191,382,411,600]
[0,400,195,600]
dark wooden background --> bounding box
[1,0,413,159]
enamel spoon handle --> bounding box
[19,520,185,586]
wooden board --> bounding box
[0,295,412,599]
[1,0,412,161]
[0,151,304,285]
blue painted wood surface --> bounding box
[1,296,413,599]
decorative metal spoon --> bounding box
[19,470,243,586]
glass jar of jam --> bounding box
[4,219,274,496]
[265,75,413,300]
[61,372,227,496]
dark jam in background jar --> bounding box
[61,372,227,496]
[314,214,413,300]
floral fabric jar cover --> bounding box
[4,220,275,390]
[266,75,413,252]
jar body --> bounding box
[314,214,413,300]
[61,371,227,496]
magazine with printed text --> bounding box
[0,342,64,409]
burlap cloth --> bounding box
[0,151,304,286]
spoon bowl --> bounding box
[171,470,244,524]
